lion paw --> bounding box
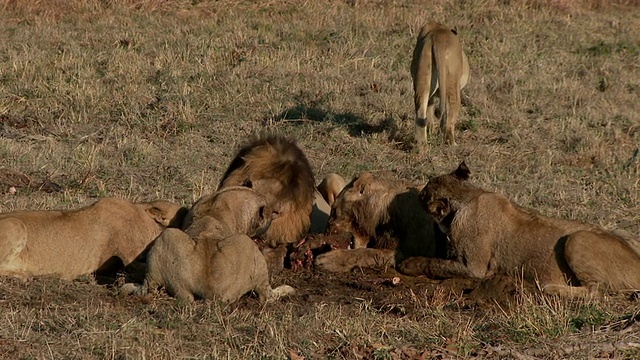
[120,282,147,297]
[397,256,429,276]
[269,285,296,302]
[314,249,354,272]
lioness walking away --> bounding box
[399,162,640,298]
[411,21,470,146]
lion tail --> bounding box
[433,39,448,130]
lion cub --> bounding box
[121,186,295,304]
[411,21,470,146]
[0,198,185,280]
[399,162,640,298]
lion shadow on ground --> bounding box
[265,105,415,152]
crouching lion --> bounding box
[411,21,470,146]
[0,198,185,280]
[399,162,640,298]
[217,134,316,247]
[314,172,447,272]
[121,186,295,303]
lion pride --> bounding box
[399,162,640,298]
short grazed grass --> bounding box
[0,0,639,358]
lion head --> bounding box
[419,161,483,232]
[327,172,415,250]
[184,186,276,240]
[217,134,315,247]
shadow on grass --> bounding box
[265,104,415,152]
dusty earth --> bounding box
[2,241,638,359]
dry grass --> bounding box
[0,0,639,358]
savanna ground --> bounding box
[0,0,639,358]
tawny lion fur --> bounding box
[217,135,316,247]
[411,21,470,146]
[309,173,347,234]
[315,172,446,272]
[257,173,346,275]
[121,187,295,304]
[399,162,640,298]
[0,198,186,280]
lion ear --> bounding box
[258,205,279,221]
[452,161,470,180]
[146,206,187,228]
[355,180,369,195]
[436,200,449,218]
[146,207,171,227]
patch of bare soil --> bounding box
[265,268,535,316]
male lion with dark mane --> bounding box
[121,187,295,303]
[314,172,447,272]
[0,198,185,280]
[399,162,640,298]
[217,135,316,247]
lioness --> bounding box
[217,135,316,247]
[314,172,447,272]
[121,187,295,303]
[0,198,185,280]
[411,21,470,146]
[399,162,640,298]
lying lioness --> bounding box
[399,162,640,298]
[121,186,295,303]
[0,198,186,280]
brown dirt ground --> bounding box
[2,264,638,359]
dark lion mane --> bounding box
[217,134,316,245]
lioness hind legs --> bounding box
[564,230,640,293]
[414,117,428,145]
[441,87,461,146]
[414,98,437,147]
[252,259,294,303]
